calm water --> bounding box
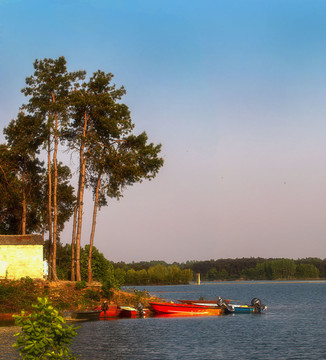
[1,281,326,359]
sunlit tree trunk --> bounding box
[47,138,53,280]
[88,174,101,283]
[71,204,77,281]
[21,167,26,235]
[75,110,89,281]
[52,108,58,281]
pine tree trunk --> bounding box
[21,167,26,235]
[75,110,89,282]
[47,138,53,280]
[88,174,101,283]
[71,204,77,281]
[52,111,58,281]
[75,156,86,281]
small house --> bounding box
[0,235,44,279]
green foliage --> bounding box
[75,281,87,290]
[2,112,46,234]
[83,289,101,302]
[102,262,125,299]
[295,264,319,279]
[0,144,25,234]
[133,289,150,304]
[180,269,194,283]
[270,259,296,280]
[148,264,169,284]
[13,297,79,359]
[122,264,193,285]
[114,257,325,283]
[0,278,39,313]
[0,282,16,302]
[80,245,111,282]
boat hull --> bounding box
[73,310,101,320]
[149,302,222,316]
[231,305,264,313]
[119,306,138,318]
[93,304,121,318]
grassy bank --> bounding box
[0,278,156,315]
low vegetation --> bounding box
[0,278,155,315]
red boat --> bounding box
[119,306,138,317]
[93,304,121,319]
[94,304,147,319]
[149,302,222,316]
[178,299,230,305]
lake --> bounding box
[1,281,326,359]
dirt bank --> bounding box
[0,279,157,318]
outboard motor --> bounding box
[137,303,145,317]
[251,298,267,311]
[217,298,234,313]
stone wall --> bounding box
[0,235,44,279]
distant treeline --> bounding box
[113,257,326,282]
[55,242,325,284]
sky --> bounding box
[1,0,326,263]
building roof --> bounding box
[0,235,44,245]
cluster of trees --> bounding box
[54,242,193,285]
[121,264,193,285]
[240,259,320,280]
[0,56,164,282]
[185,257,325,280]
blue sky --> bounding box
[1,0,326,262]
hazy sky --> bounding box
[1,0,326,262]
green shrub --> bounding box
[83,289,101,301]
[75,281,87,290]
[0,282,16,301]
[13,297,79,359]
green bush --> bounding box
[0,282,16,301]
[75,281,87,290]
[13,297,79,359]
[83,289,101,301]
[102,262,125,299]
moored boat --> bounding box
[97,304,121,319]
[227,298,267,313]
[177,298,267,314]
[118,306,138,318]
[149,301,222,316]
[72,310,101,320]
[178,299,230,305]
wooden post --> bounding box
[196,273,201,285]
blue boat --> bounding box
[225,298,267,314]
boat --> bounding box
[97,304,121,319]
[178,298,267,314]
[94,303,148,319]
[72,310,101,320]
[178,299,230,305]
[149,301,222,316]
[92,303,121,318]
[118,306,138,318]
[227,298,267,313]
